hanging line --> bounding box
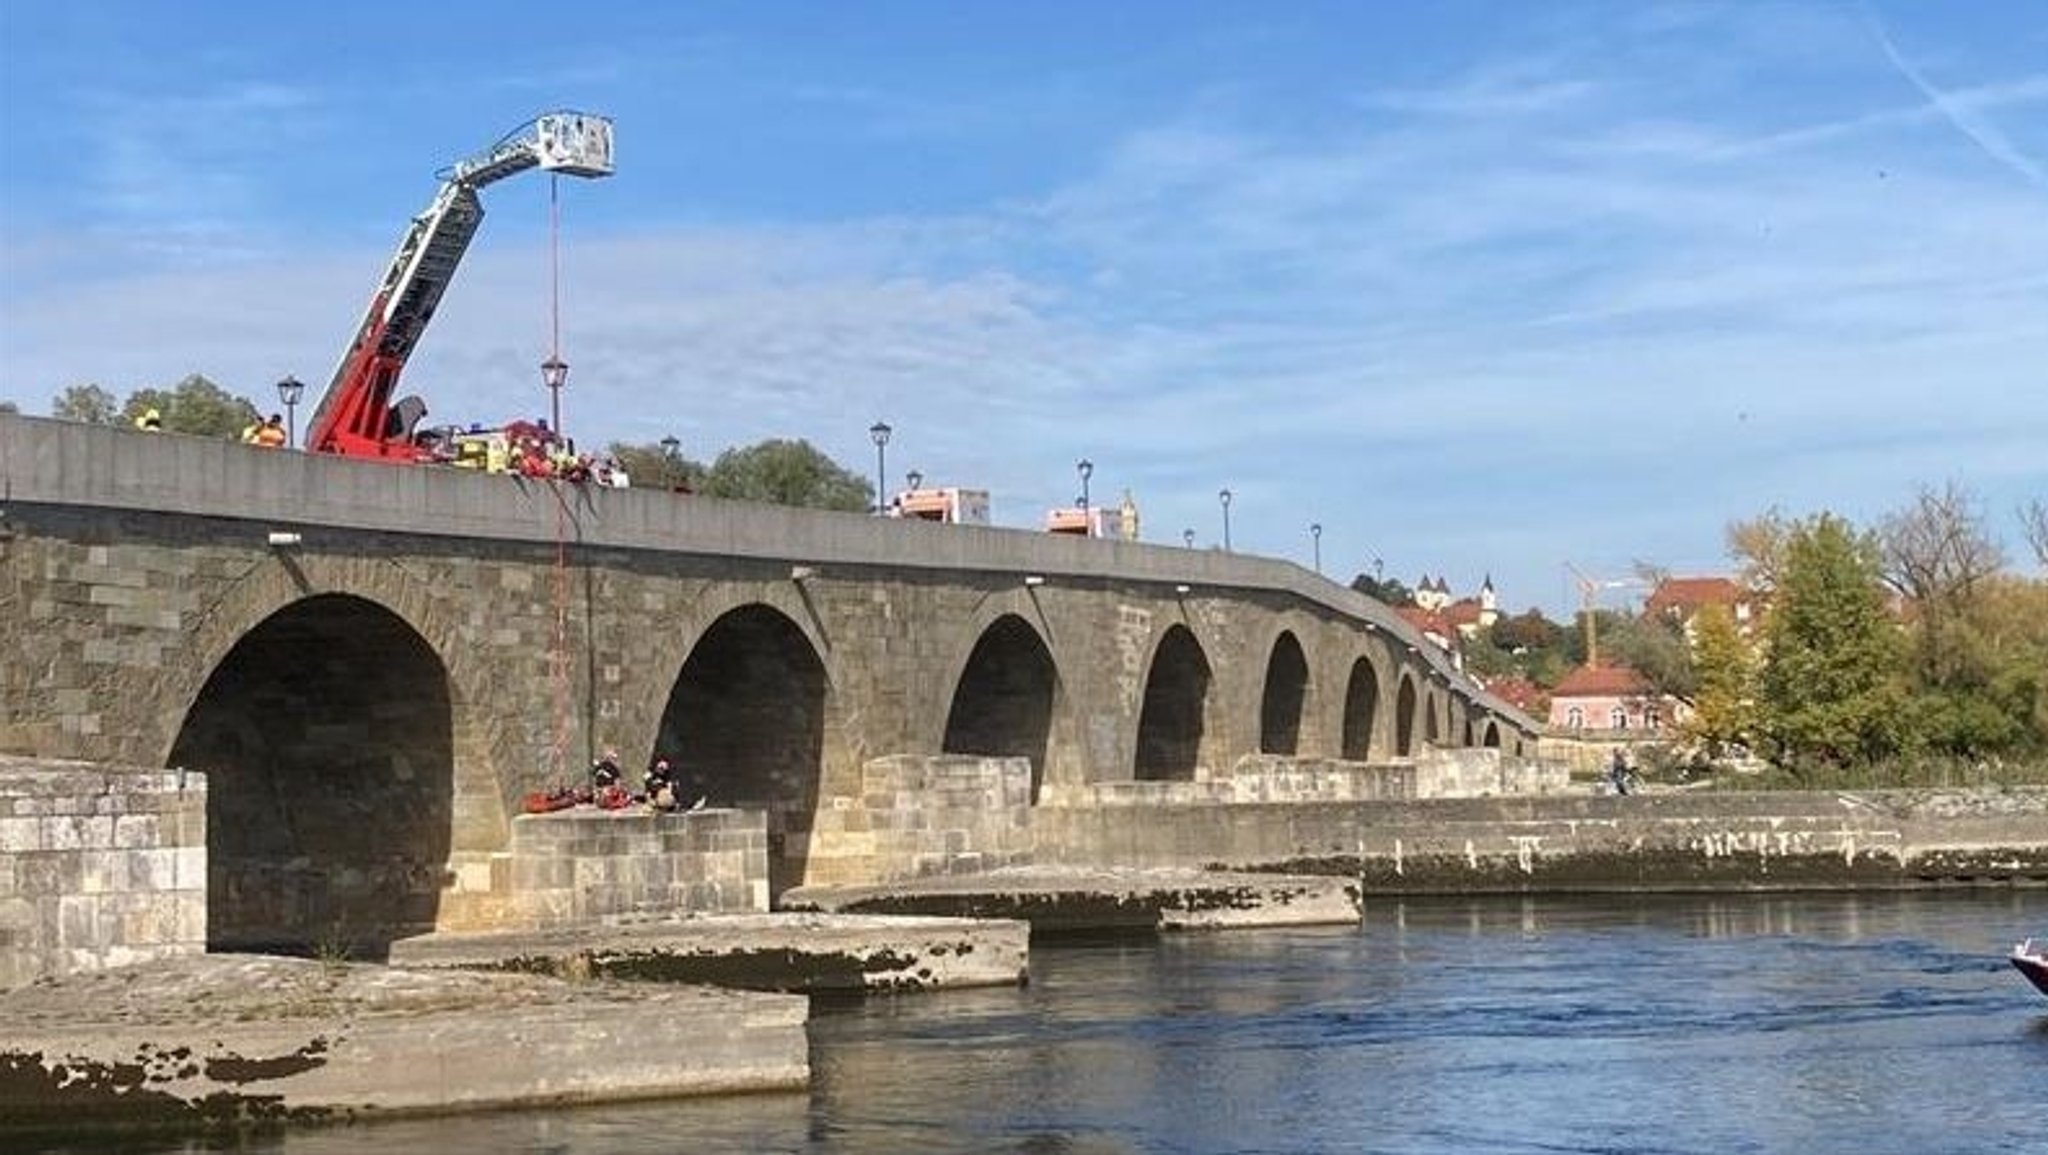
[548,171,572,782]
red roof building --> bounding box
[1481,675,1548,716]
[1645,576,1758,639]
[1545,663,1686,733]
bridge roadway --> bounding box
[0,414,1537,951]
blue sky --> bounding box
[4,1,2045,615]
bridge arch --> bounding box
[941,611,1060,801]
[1134,622,1213,780]
[1482,718,1502,748]
[169,592,452,959]
[1394,673,1419,756]
[654,601,834,900]
[1258,630,1309,755]
[1341,655,1382,760]
[1424,689,1443,747]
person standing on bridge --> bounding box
[133,407,162,432]
[253,414,287,448]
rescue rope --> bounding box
[547,172,572,780]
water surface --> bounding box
[41,891,2048,1154]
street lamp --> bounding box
[541,357,569,440]
[1076,458,1093,509]
[1183,528,1195,548]
[275,375,304,449]
[1311,523,1323,574]
[1219,488,1233,552]
[907,469,923,493]
[868,421,892,514]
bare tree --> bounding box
[1879,482,2005,687]
[2023,498,2048,568]
[1726,508,1792,592]
[1878,482,2004,604]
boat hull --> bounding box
[2014,951,2048,999]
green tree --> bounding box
[605,440,708,491]
[124,374,260,438]
[52,383,121,424]
[697,438,871,511]
[1349,573,1414,606]
[1756,512,1906,768]
[1685,602,1756,754]
[1481,609,1570,686]
[1492,608,1564,653]
[1604,612,1697,701]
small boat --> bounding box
[2013,939,2048,998]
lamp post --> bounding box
[275,375,304,449]
[868,421,892,514]
[1076,458,1093,509]
[541,357,569,440]
[907,469,922,493]
[659,435,681,489]
[1183,528,1195,548]
[1219,488,1233,552]
[1311,523,1323,574]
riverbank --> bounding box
[0,954,807,1138]
[1203,787,2048,892]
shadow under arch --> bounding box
[1395,673,1419,757]
[655,603,827,902]
[1342,656,1381,760]
[169,593,452,961]
[1135,623,1212,781]
[1425,691,1443,746]
[1483,719,1502,748]
[1259,630,1309,755]
[942,613,1058,802]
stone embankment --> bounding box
[1148,788,2048,892]
[785,866,1364,932]
[0,954,807,1137]
[388,911,1030,993]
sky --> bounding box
[3,1,2045,616]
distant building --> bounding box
[1398,574,1500,662]
[1545,663,1687,733]
[1480,674,1549,717]
[1644,576,1758,641]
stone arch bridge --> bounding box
[1,416,1538,951]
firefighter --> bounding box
[253,414,287,448]
[644,757,675,810]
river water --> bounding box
[52,891,2048,1154]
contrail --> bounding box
[1868,15,2048,192]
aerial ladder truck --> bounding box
[302,112,614,460]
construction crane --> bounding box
[1565,562,1645,667]
[303,112,615,460]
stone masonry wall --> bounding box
[0,756,205,987]
[502,808,769,928]
[1413,747,1570,798]
[1029,788,2048,889]
[805,755,1036,886]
